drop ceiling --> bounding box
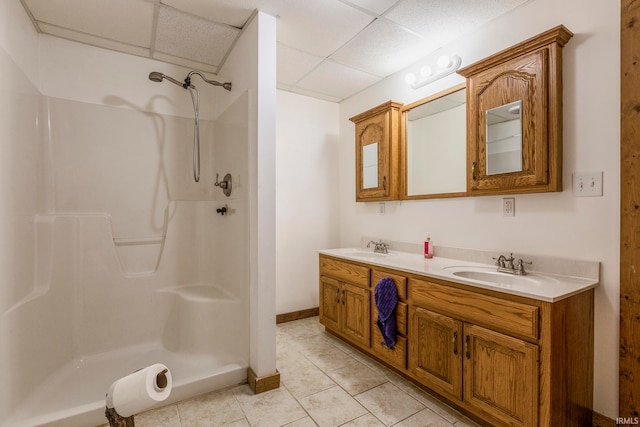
[19,0,529,103]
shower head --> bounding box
[148,72,164,82]
[148,72,191,89]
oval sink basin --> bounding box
[452,270,541,286]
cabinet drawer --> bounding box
[372,326,407,370]
[320,256,370,288]
[372,269,407,299]
[410,278,539,340]
[372,301,407,336]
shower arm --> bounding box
[184,71,232,92]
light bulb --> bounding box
[437,55,451,68]
[404,73,417,85]
[420,66,432,77]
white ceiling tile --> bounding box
[276,1,375,57]
[155,6,240,67]
[296,61,381,100]
[340,0,401,15]
[161,0,260,27]
[24,0,154,47]
[287,87,343,103]
[37,23,151,58]
[331,19,436,77]
[384,0,528,46]
[277,44,324,87]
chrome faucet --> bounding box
[367,240,389,254]
[492,253,532,275]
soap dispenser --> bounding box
[424,233,434,259]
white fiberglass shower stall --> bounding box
[0,9,277,427]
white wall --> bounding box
[218,11,278,379]
[276,90,340,314]
[339,0,619,419]
[0,0,54,420]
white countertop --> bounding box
[318,247,599,302]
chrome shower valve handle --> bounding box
[214,173,233,197]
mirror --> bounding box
[485,100,522,175]
[362,142,379,189]
[402,84,467,199]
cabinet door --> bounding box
[458,25,572,196]
[342,282,371,347]
[408,307,463,400]
[319,276,341,331]
[463,324,539,426]
[467,50,547,194]
[351,101,402,201]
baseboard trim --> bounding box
[276,307,319,324]
[593,411,616,427]
[247,368,280,394]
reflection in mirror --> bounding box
[362,142,378,189]
[404,85,466,197]
[486,100,522,175]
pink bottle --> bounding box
[424,234,434,259]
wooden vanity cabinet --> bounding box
[318,255,594,427]
[409,278,540,426]
[350,101,403,201]
[457,25,573,195]
[319,256,371,348]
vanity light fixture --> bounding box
[405,55,462,90]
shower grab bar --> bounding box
[113,236,165,246]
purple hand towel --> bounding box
[374,277,398,349]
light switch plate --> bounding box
[573,171,603,197]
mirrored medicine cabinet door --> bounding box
[350,101,403,201]
[401,83,467,200]
[458,25,572,195]
[485,100,523,175]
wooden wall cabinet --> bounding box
[458,25,573,195]
[318,254,594,427]
[350,101,403,201]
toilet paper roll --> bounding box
[106,363,172,418]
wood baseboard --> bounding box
[276,307,319,324]
[247,368,280,394]
[592,411,616,427]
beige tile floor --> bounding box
[100,317,481,427]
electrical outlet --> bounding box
[573,171,603,197]
[503,198,515,217]
[379,203,385,215]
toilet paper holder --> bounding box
[155,369,168,389]
[105,364,172,427]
